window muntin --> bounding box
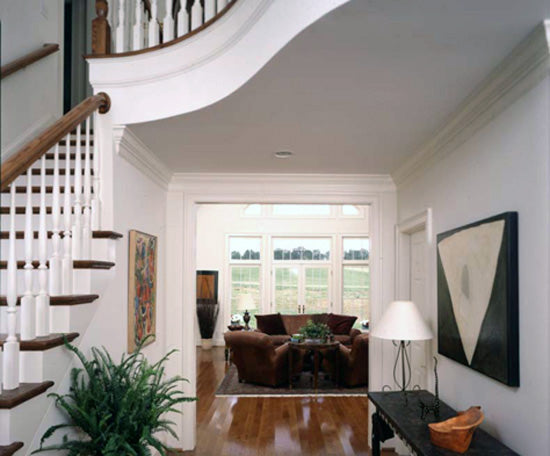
[273,267,300,315]
[229,237,261,261]
[272,204,331,216]
[230,266,261,328]
[273,238,331,261]
[343,237,370,261]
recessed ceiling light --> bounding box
[274,151,293,159]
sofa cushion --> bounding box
[310,313,329,325]
[281,314,311,335]
[334,334,352,345]
[267,334,291,346]
[327,313,357,335]
[256,313,286,335]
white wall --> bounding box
[0,0,64,157]
[195,204,370,344]
[396,76,550,455]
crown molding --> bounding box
[113,126,172,189]
[169,173,396,195]
[392,20,550,188]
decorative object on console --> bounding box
[230,313,241,324]
[227,324,244,331]
[428,406,484,453]
[196,270,219,303]
[237,293,256,330]
[298,320,332,343]
[371,301,433,393]
[437,212,519,386]
[128,230,157,353]
[360,319,370,330]
[419,357,440,420]
[197,302,219,350]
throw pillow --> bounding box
[327,313,357,335]
[255,313,286,335]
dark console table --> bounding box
[368,390,518,456]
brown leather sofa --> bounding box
[224,331,301,387]
[254,313,361,346]
[325,333,369,387]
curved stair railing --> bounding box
[92,0,237,56]
[0,92,111,398]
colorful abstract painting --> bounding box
[128,230,158,353]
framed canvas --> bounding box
[437,212,519,386]
[128,230,158,353]
[196,270,218,303]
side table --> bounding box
[288,341,340,390]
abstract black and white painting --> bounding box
[437,212,519,386]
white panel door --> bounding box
[410,230,430,388]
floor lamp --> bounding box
[371,300,433,393]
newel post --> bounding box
[92,0,111,55]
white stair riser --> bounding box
[50,303,97,335]
[20,345,74,384]
[0,270,92,300]
[0,392,51,446]
[0,238,113,261]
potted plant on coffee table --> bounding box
[299,320,332,344]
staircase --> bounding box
[0,93,121,455]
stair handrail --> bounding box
[0,93,111,192]
[0,43,60,80]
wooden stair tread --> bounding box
[0,230,123,239]
[0,381,54,409]
[45,152,92,160]
[0,206,83,214]
[0,442,24,456]
[0,260,115,270]
[0,294,99,306]
[1,186,90,194]
[0,333,78,351]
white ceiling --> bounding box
[130,0,550,174]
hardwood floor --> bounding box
[174,347,396,456]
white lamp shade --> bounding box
[237,293,256,311]
[370,300,433,341]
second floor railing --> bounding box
[92,0,237,56]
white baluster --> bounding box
[116,0,126,52]
[20,169,36,341]
[204,0,215,21]
[92,113,101,230]
[148,0,159,46]
[133,0,143,50]
[191,0,203,31]
[36,157,50,336]
[177,1,189,37]
[142,3,150,48]
[72,125,83,260]
[83,118,92,259]
[3,186,20,390]
[49,144,62,295]
[217,0,228,11]
[62,133,73,294]
[163,0,175,42]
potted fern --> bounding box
[33,338,196,455]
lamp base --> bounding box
[243,310,251,330]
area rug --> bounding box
[216,365,368,397]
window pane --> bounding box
[230,266,261,328]
[272,204,331,216]
[343,238,369,261]
[273,238,331,261]
[342,205,360,216]
[243,204,262,216]
[304,267,330,314]
[230,237,261,260]
[274,267,299,315]
[343,266,370,327]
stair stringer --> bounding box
[88,0,351,125]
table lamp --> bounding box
[370,300,433,392]
[237,294,256,330]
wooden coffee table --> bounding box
[288,340,340,390]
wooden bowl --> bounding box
[428,406,484,454]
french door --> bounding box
[272,265,331,314]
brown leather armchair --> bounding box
[224,331,291,387]
[338,333,368,387]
